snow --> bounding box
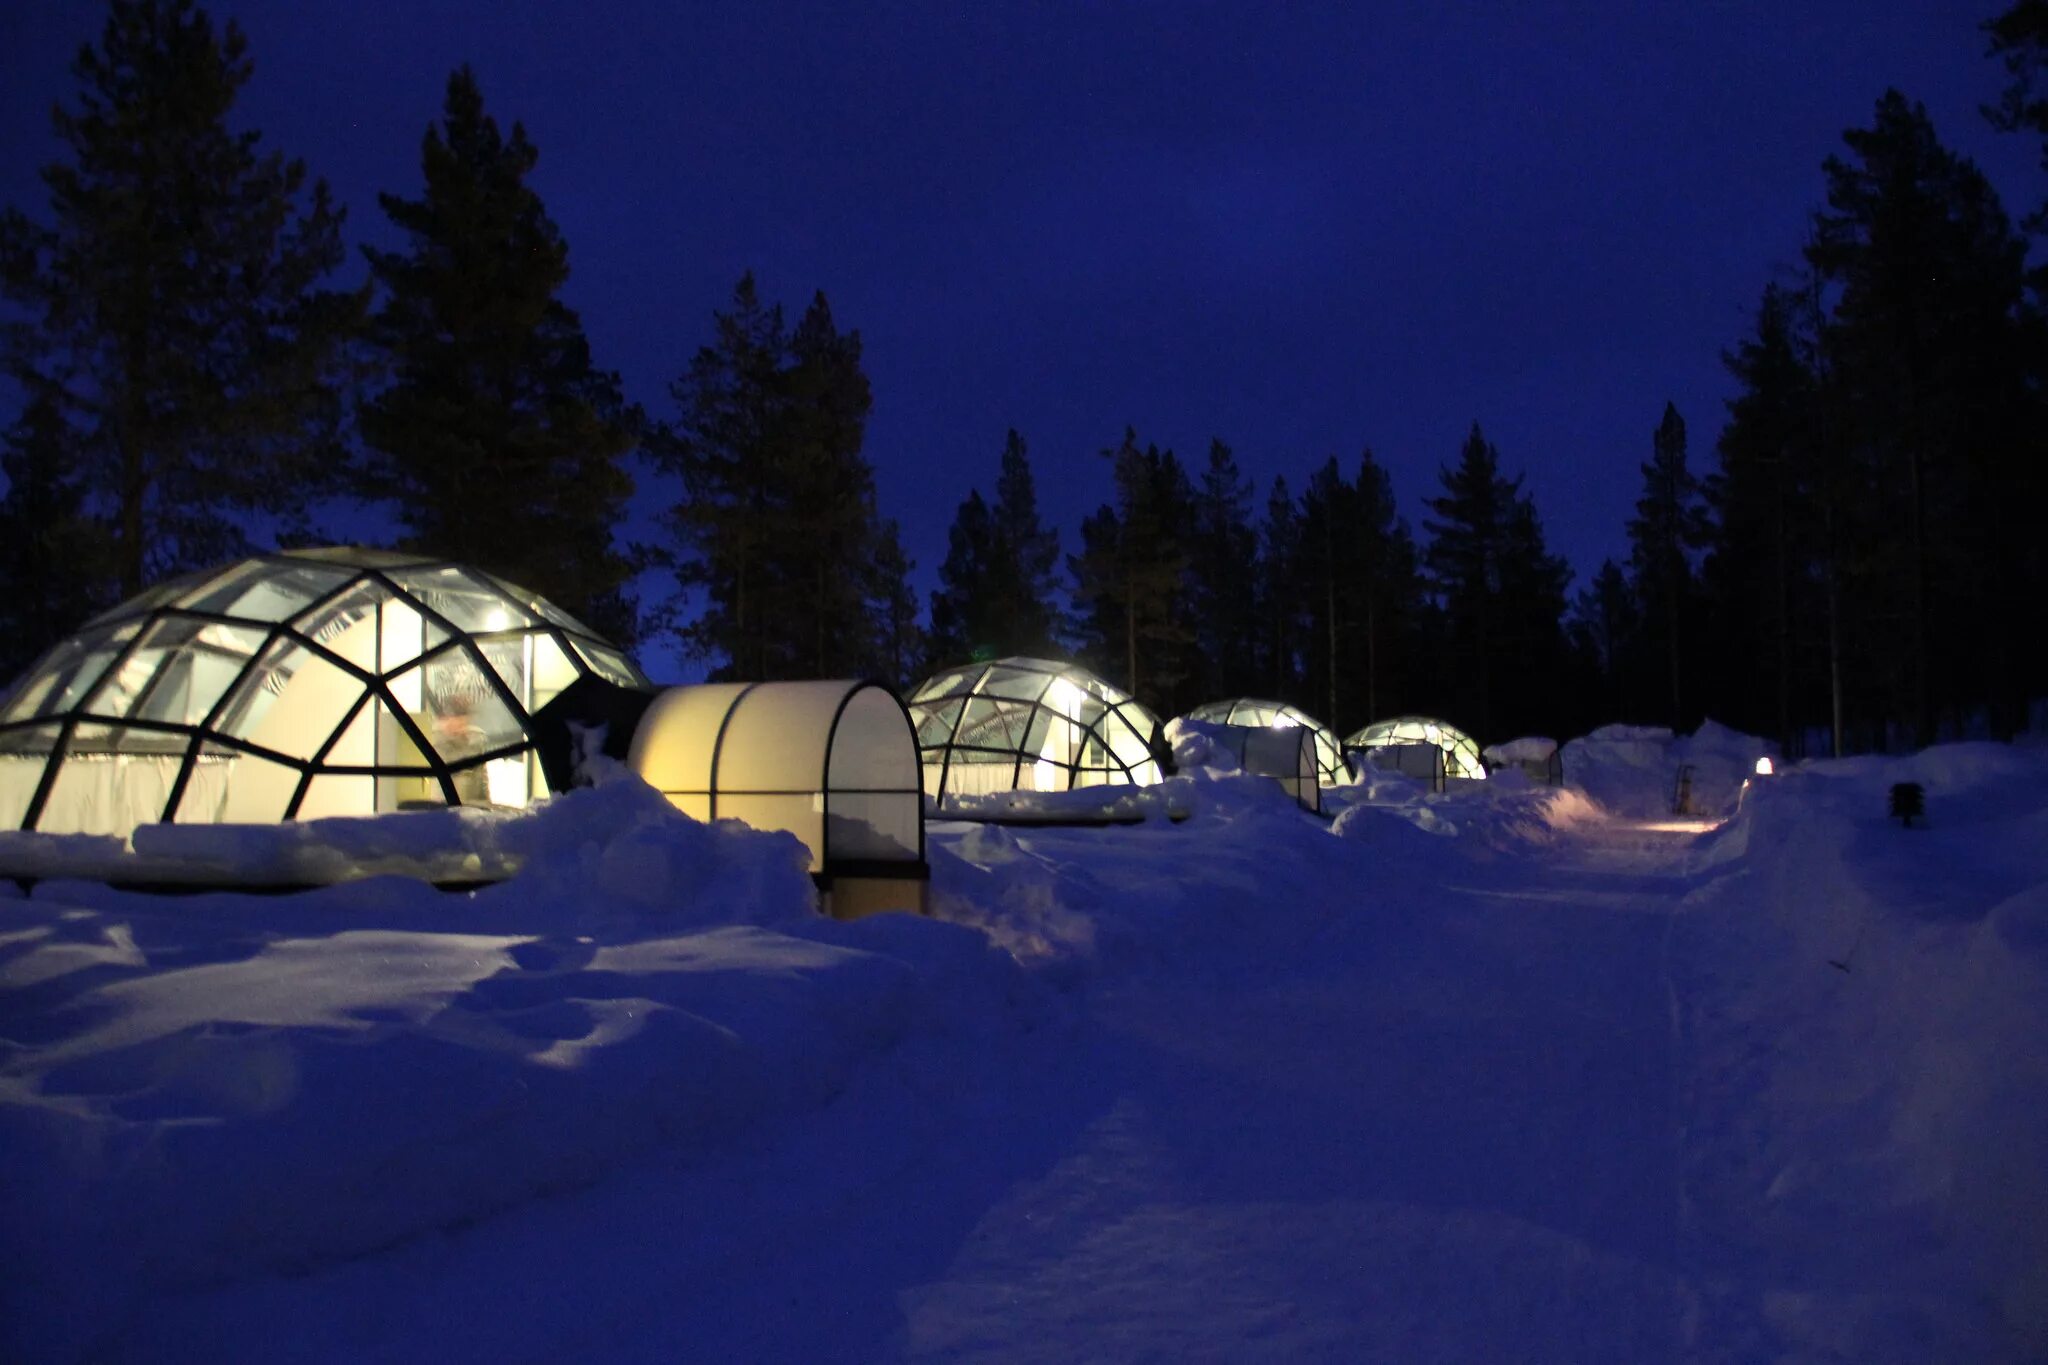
[1483,734,1559,763]
[1561,718,1775,818]
[3,735,2046,1362]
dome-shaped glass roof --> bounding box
[1344,715,1487,781]
[906,657,1165,808]
[0,548,648,836]
[1184,698,1349,784]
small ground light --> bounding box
[1754,756,1774,776]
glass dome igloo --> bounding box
[0,547,647,837]
[1344,715,1488,782]
[906,657,1166,808]
[1182,698,1349,784]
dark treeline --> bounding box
[4,0,2048,756]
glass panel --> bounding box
[978,666,1052,702]
[825,687,919,791]
[0,724,61,830]
[35,724,186,835]
[294,773,374,820]
[909,668,978,703]
[388,647,526,769]
[386,565,535,633]
[184,560,352,622]
[470,635,535,718]
[289,576,395,658]
[715,793,824,872]
[88,615,268,724]
[82,566,212,626]
[568,640,645,688]
[212,742,302,824]
[218,639,366,762]
[7,623,145,721]
[472,569,600,638]
[910,697,965,747]
[956,696,1031,752]
[170,746,237,824]
[480,753,536,807]
[824,792,919,862]
[321,695,379,767]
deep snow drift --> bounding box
[3,736,2045,1362]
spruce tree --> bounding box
[1806,91,2034,741]
[929,491,996,668]
[1706,283,1821,748]
[0,0,358,595]
[663,274,786,678]
[1565,559,1640,729]
[358,66,638,638]
[867,519,922,689]
[1423,423,1568,739]
[988,430,1062,656]
[1066,428,1194,706]
[928,429,1061,668]
[1256,475,1305,699]
[1186,440,1262,701]
[1626,403,1710,730]
[0,395,116,679]
[662,275,893,679]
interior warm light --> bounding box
[1754,756,1774,776]
[1270,715,1298,728]
[1637,818,1725,834]
[483,608,511,632]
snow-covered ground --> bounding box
[3,731,2044,1362]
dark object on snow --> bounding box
[1889,781,1925,827]
[1672,763,1696,816]
[529,675,660,794]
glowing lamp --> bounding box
[1754,756,1774,777]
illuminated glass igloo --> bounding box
[0,547,646,836]
[1183,698,1349,784]
[907,657,1166,808]
[1344,715,1487,785]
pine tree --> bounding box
[0,0,359,595]
[1185,440,1261,700]
[358,66,638,638]
[988,430,1062,656]
[1423,423,1568,739]
[1626,402,1709,729]
[928,491,996,668]
[1256,475,1305,699]
[1806,91,2034,741]
[1066,428,1194,706]
[0,395,117,679]
[867,519,922,689]
[1986,1,2048,241]
[1705,283,1821,749]
[1565,559,1639,730]
[662,275,892,679]
[928,430,1061,668]
[663,274,785,678]
[780,291,881,676]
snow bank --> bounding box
[0,775,805,894]
[1561,719,1772,818]
[1670,741,2048,1358]
[1482,735,1558,764]
[0,782,1033,1364]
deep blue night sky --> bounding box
[2,2,2038,680]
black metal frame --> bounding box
[906,657,1168,810]
[1,548,648,832]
